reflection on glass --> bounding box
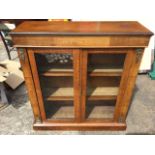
[35,53,74,120]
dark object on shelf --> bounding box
[10,21,153,130]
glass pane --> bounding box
[45,101,74,119]
[35,53,74,120]
[86,100,115,119]
[86,53,126,119]
[35,53,73,75]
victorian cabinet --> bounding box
[10,21,153,130]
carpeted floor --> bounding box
[1,36,155,135]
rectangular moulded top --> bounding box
[10,21,153,36]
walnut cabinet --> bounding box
[10,21,153,130]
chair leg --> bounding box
[0,82,8,105]
[0,31,11,60]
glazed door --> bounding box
[81,49,127,122]
[28,49,81,122]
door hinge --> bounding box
[135,48,143,63]
[19,48,25,61]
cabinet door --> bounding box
[28,49,81,122]
[81,49,127,122]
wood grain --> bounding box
[17,48,41,122]
[11,35,150,47]
[12,21,152,130]
[33,122,126,130]
[11,21,153,36]
[28,49,46,120]
[73,49,81,122]
[80,51,88,120]
[119,49,144,121]
[114,49,144,122]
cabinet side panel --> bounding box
[114,50,134,121]
[114,49,144,122]
[120,49,144,121]
[17,48,41,122]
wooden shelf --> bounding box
[88,66,123,76]
[87,87,119,100]
[41,70,73,76]
[88,68,123,76]
[44,87,119,101]
[39,65,73,76]
[86,105,115,119]
[39,67,123,77]
[45,103,74,119]
[44,88,74,101]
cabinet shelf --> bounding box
[86,102,115,119]
[43,87,119,101]
[88,65,123,76]
[41,70,73,76]
[45,101,74,120]
[39,66,73,76]
[87,87,119,100]
[39,67,123,77]
[88,68,123,76]
[43,88,74,101]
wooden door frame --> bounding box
[27,48,81,123]
[80,50,88,121]
[28,49,46,121]
[73,49,82,122]
[26,47,141,130]
[80,49,128,122]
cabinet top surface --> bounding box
[11,21,153,36]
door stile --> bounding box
[28,49,46,121]
[80,50,88,121]
[73,49,82,122]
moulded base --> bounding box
[33,121,126,131]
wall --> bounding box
[73,0,155,71]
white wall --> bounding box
[72,0,155,71]
[1,0,154,70]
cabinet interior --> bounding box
[34,52,126,120]
[85,53,125,120]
